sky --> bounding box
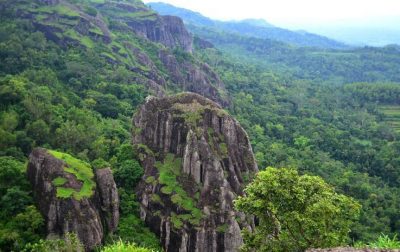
[143,0,400,30]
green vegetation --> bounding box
[379,105,400,132]
[23,233,84,252]
[155,153,202,227]
[52,177,67,186]
[101,240,153,252]
[198,44,400,243]
[0,157,44,251]
[235,167,361,251]
[1,0,400,250]
[48,150,96,200]
[355,234,400,249]
[172,102,205,126]
[113,190,162,251]
[35,4,80,17]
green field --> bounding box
[379,105,400,132]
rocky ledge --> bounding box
[133,93,258,252]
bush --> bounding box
[23,232,84,252]
[355,234,400,249]
[101,240,153,252]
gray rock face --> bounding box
[127,15,193,52]
[95,168,120,233]
[158,50,229,107]
[133,93,258,252]
[27,148,119,251]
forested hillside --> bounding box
[1,0,400,251]
[148,2,349,49]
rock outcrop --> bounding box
[133,93,258,252]
[127,15,193,53]
[158,50,228,107]
[14,0,229,106]
[27,148,119,251]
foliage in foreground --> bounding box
[235,167,361,252]
[101,240,153,252]
[355,234,400,249]
[23,233,84,252]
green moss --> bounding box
[216,224,228,233]
[219,143,228,157]
[171,213,183,229]
[48,150,95,200]
[171,194,183,204]
[150,194,163,205]
[160,186,173,195]
[155,153,203,227]
[172,102,204,127]
[52,177,67,186]
[145,176,155,184]
[56,187,76,198]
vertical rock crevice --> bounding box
[133,93,258,252]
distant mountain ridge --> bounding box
[147,2,349,49]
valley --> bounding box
[0,0,400,251]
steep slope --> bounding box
[27,148,119,251]
[5,0,228,105]
[132,93,258,251]
[147,2,348,49]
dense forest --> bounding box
[1,0,400,251]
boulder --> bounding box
[27,148,119,251]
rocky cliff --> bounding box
[133,93,258,252]
[127,14,193,52]
[27,148,119,251]
[14,0,229,106]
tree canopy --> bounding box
[235,167,361,251]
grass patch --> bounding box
[379,105,400,132]
[81,36,95,49]
[36,4,80,17]
[101,52,117,61]
[172,101,205,126]
[355,234,400,249]
[48,150,95,200]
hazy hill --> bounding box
[147,1,349,49]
